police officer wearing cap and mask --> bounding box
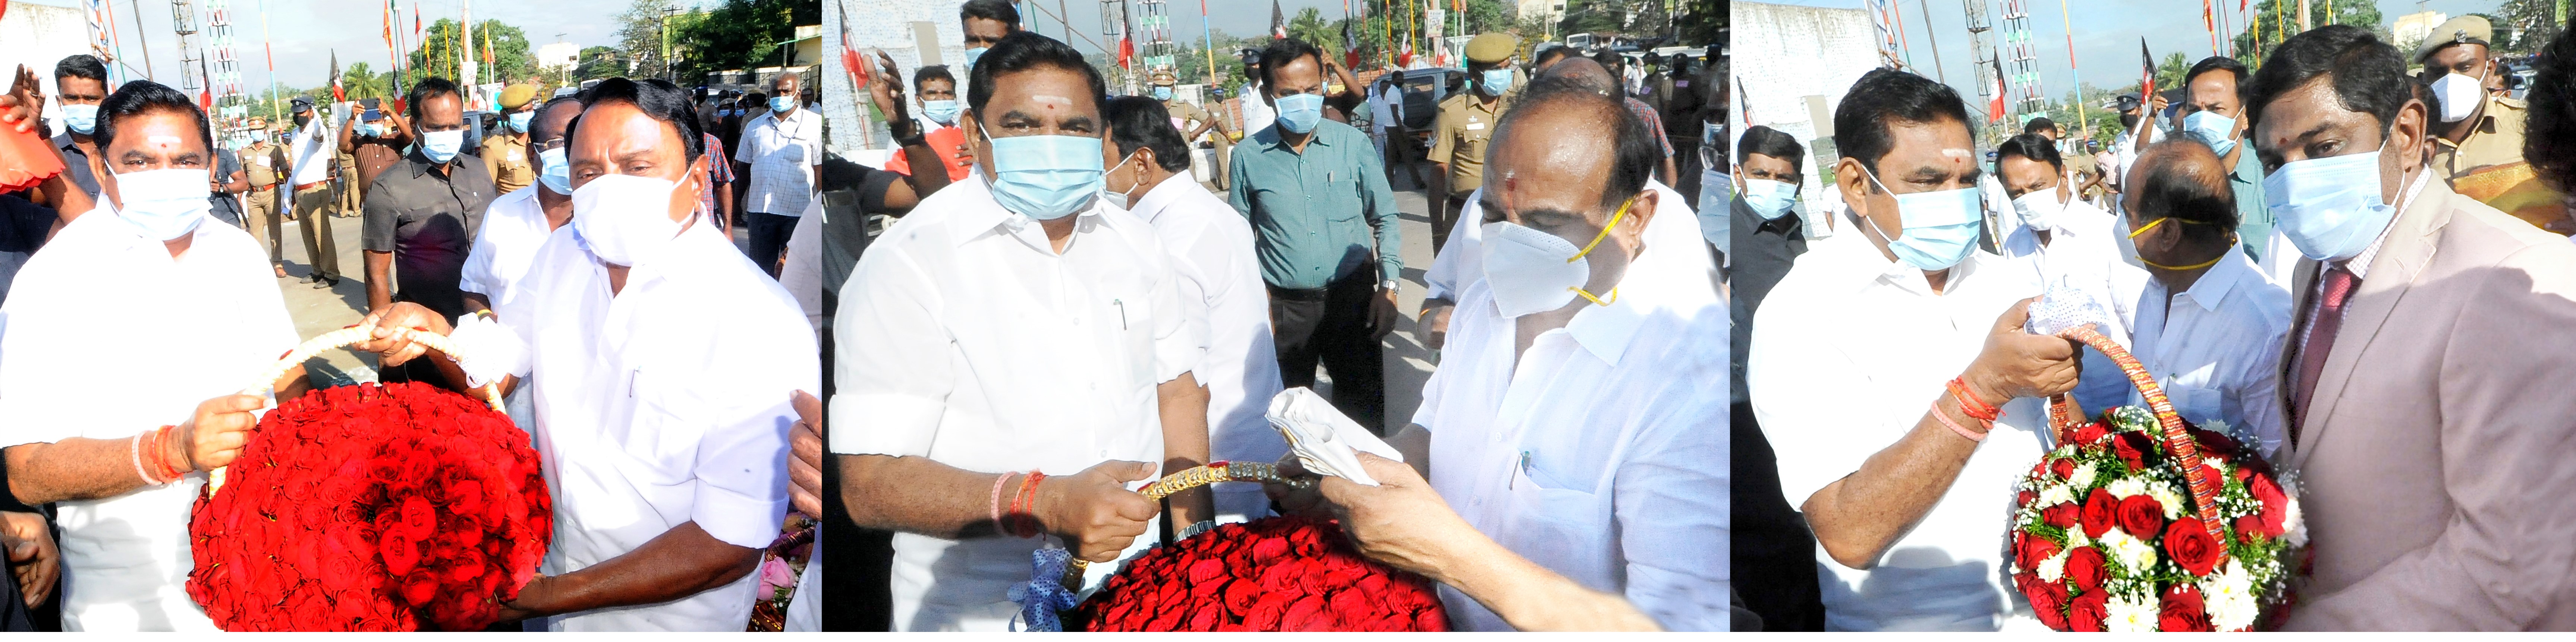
[2418,15,2572,234]
[359,77,495,385]
[1429,32,1518,253]
[480,83,541,194]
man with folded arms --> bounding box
[0,80,299,631]
[828,32,1212,631]
[360,78,815,630]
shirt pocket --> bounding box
[613,367,706,488]
[1500,462,1613,584]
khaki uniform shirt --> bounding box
[1429,92,1509,198]
[2432,96,2533,181]
[242,143,288,188]
[1164,99,1215,143]
[481,132,535,195]
[2433,97,2570,232]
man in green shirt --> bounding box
[1227,37,1403,432]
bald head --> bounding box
[2123,139,2238,250]
[1538,58,1620,99]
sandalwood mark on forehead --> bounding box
[1940,148,1971,159]
[1031,95,1073,108]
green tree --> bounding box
[2496,0,2566,53]
[670,0,801,82]
[401,19,533,87]
[1558,0,1622,37]
[614,0,681,81]
[576,45,627,81]
[1287,7,1339,59]
[340,61,394,100]
[2230,0,2387,69]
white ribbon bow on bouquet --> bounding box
[1265,388,1406,486]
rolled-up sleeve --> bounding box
[1613,366,1729,631]
[1748,298,1879,509]
[692,389,799,549]
[827,243,955,456]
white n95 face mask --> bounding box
[2012,187,2066,231]
[113,168,214,241]
[1480,197,1635,317]
[2431,72,2485,123]
[570,173,687,267]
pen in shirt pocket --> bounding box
[1510,450,1531,489]
[1113,298,1127,329]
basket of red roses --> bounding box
[185,326,551,631]
[2007,326,2304,632]
[1055,461,1448,632]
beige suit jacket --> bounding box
[2278,178,2576,630]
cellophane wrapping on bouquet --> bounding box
[186,382,552,631]
[1070,516,1447,632]
[2009,407,2307,631]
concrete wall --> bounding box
[824,0,975,157]
[1,4,104,133]
[1729,1,1882,203]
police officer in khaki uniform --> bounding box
[241,127,292,276]
[1151,69,1231,188]
[481,83,540,194]
[2418,15,2572,233]
[1427,32,1518,251]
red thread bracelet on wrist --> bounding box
[1009,471,1047,538]
[144,426,179,483]
[988,472,1016,529]
[1931,402,1987,442]
[1947,377,2001,423]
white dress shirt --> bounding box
[512,217,817,630]
[735,107,823,217]
[1995,196,2153,415]
[287,116,333,186]
[829,174,1201,631]
[1421,180,1714,304]
[1411,179,1726,631]
[2128,247,2293,459]
[778,200,826,336]
[1749,238,2048,631]
[460,185,560,432]
[1239,86,1276,142]
[0,209,297,631]
[1127,171,1285,523]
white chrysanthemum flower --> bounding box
[2107,594,2160,632]
[2107,477,2148,499]
[2039,548,2070,583]
[2100,528,2158,573]
[2071,461,2099,489]
[2202,558,2259,632]
[2067,527,2092,549]
[2149,481,2186,520]
[2038,482,2075,508]
[2284,491,2308,548]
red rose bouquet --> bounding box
[186,382,552,631]
[1072,516,1447,631]
[2008,330,2305,632]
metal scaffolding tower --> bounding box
[208,0,244,123]
[174,0,204,98]
[2001,0,2042,115]
[1138,0,1176,75]
[1965,0,1995,108]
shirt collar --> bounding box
[1127,171,1198,224]
[1561,284,1647,366]
[946,172,1108,252]
[2177,247,2253,312]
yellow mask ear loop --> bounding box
[2128,216,2233,271]
[1565,196,1638,306]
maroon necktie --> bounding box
[2290,266,2358,444]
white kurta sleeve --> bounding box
[1613,376,1730,631]
[1747,302,1887,508]
[1148,238,1204,385]
[828,243,954,456]
[689,353,807,550]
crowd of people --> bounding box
[0,47,824,630]
[813,0,1723,631]
[1729,14,2576,632]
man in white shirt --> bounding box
[286,97,345,286]
[0,80,299,631]
[458,94,582,431]
[1330,67,1726,632]
[1747,68,2080,631]
[827,32,1214,632]
[736,72,821,276]
[2117,140,2291,459]
[362,78,815,631]
[1991,133,2153,417]
[1102,95,1285,524]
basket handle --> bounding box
[1059,461,1312,588]
[2048,326,2222,525]
[210,326,506,493]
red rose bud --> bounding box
[2112,433,2148,471]
[2116,494,2165,539]
[2017,534,2061,574]
[2249,474,2290,537]
[2158,583,2214,632]
[2163,518,2227,577]
[2051,457,2076,480]
[2080,489,2119,539]
[2072,420,2110,445]
[2064,546,2108,592]
[2041,502,2080,529]
[2068,589,2110,632]
[2017,489,2037,506]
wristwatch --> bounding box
[1380,279,1400,292]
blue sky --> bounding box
[1750,0,2504,113]
[22,0,635,89]
[1015,0,1430,57]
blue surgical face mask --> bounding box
[507,111,534,133]
[1738,177,1799,220]
[60,103,98,135]
[2181,110,2237,157]
[965,47,988,70]
[360,122,389,138]
[1480,69,1514,96]
[420,129,464,164]
[1273,93,1325,134]
[982,133,1105,221]
[1152,86,1174,101]
[770,95,796,114]
[920,99,960,125]
[537,146,572,196]
[1859,165,1984,271]
[2263,135,2403,262]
